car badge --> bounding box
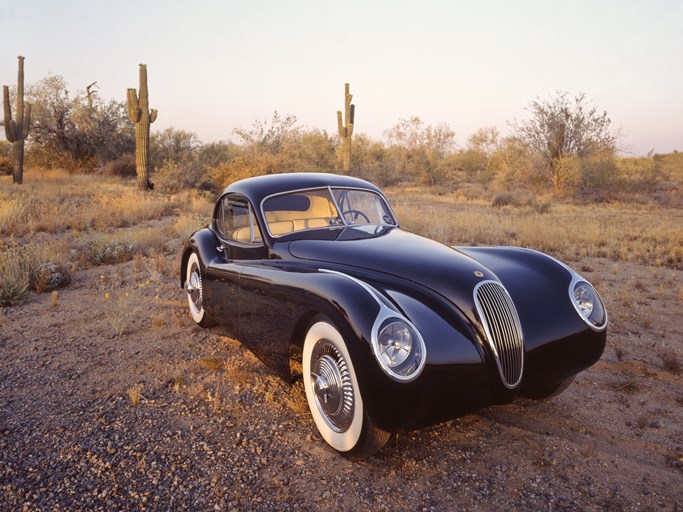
[474,271,484,278]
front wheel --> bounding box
[184,252,214,327]
[302,320,389,458]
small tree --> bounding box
[150,127,200,167]
[384,117,456,185]
[513,91,619,191]
[233,111,298,155]
[25,75,133,171]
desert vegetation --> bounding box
[2,71,680,208]
[1,69,681,510]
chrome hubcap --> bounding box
[310,340,354,433]
[186,265,202,313]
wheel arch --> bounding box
[180,228,218,288]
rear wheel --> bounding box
[185,252,214,327]
[302,320,389,458]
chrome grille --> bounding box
[474,281,524,388]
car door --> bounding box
[207,194,266,336]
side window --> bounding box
[215,195,263,245]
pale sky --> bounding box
[2,0,681,155]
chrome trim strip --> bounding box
[473,280,524,389]
[320,269,426,383]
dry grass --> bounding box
[611,378,640,395]
[0,168,212,306]
[172,214,208,241]
[0,169,178,237]
[171,375,186,392]
[150,314,166,329]
[145,253,169,282]
[127,385,143,406]
[660,350,681,375]
[199,357,224,372]
[0,243,34,306]
[389,189,683,268]
[615,347,626,362]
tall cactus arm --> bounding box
[21,103,31,139]
[337,110,346,138]
[126,88,140,123]
[3,86,17,142]
[149,109,158,123]
[347,104,355,137]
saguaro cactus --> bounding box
[337,83,355,172]
[3,56,32,185]
[127,64,157,191]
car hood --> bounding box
[288,228,496,307]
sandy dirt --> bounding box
[1,252,681,511]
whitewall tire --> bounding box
[302,320,389,457]
[185,252,213,327]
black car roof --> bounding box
[222,172,383,203]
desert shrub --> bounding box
[492,190,538,208]
[150,127,201,168]
[452,149,491,183]
[197,141,240,169]
[75,237,139,266]
[512,91,619,192]
[0,243,36,306]
[26,76,134,173]
[575,152,618,200]
[0,141,12,175]
[101,153,136,177]
[492,137,549,193]
[0,156,13,176]
[207,153,291,190]
[31,262,72,293]
[351,134,402,187]
[155,155,215,193]
[614,154,667,201]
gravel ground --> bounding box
[1,256,681,511]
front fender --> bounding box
[314,271,498,432]
[457,246,607,391]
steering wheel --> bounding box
[342,209,370,224]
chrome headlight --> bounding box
[372,317,426,382]
[571,280,607,330]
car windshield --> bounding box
[262,187,396,237]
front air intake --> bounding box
[474,281,524,388]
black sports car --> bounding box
[181,173,607,457]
